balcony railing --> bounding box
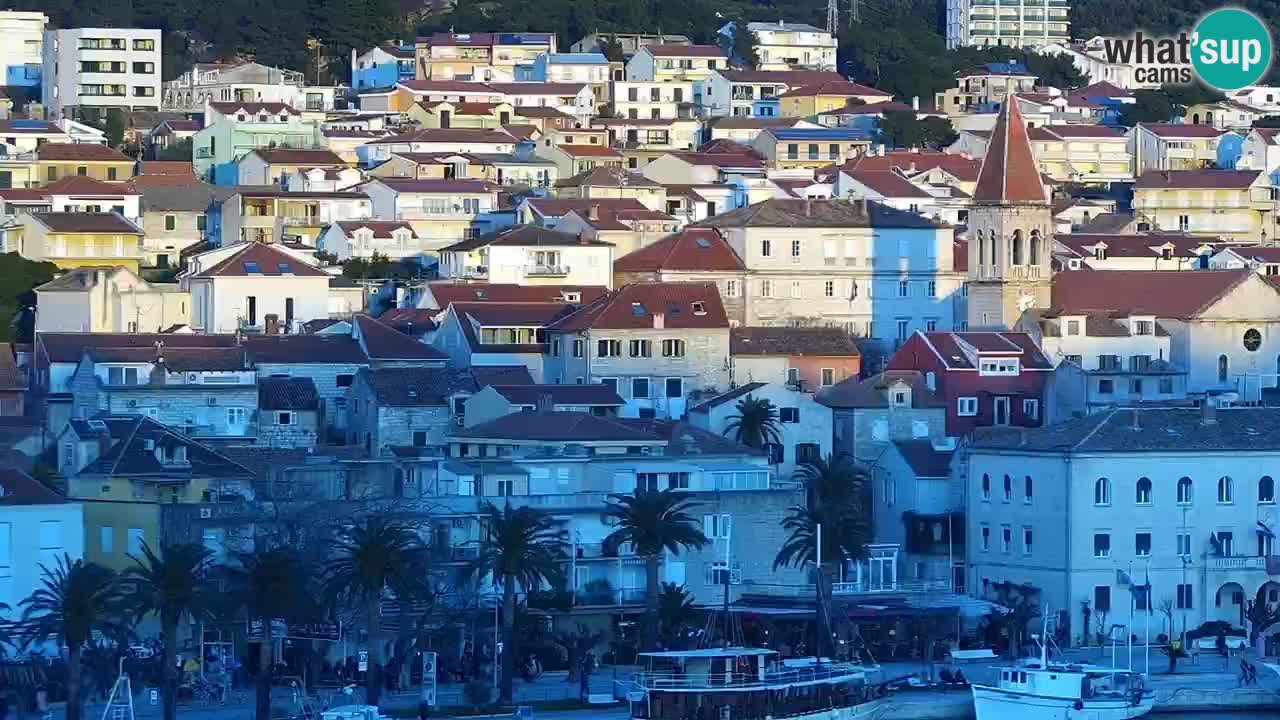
[1208,555,1269,571]
[525,264,569,277]
[461,265,488,278]
[572,542,641,560]
[633,662,868,692]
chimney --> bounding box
[653,312,665,329]
[908,161,917,173]
[1202,397,1218,425]
[804,199,812,217]
[579,230,591,245]
[265,314,280,335]
[912,95,920,111]
[1130,408,1140,430]
[588,204,600,221]
[856,197,868,216]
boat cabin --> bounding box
[998,664,1142,701]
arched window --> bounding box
[1260,476,1275,504]
[1177,476,1193,505]
[988,235,997,268]
[1218,354,1229,383]
[1024,475,1033,502]
[1218,476,1234,504]
[1136,477,1152,504]
[982,473,990,500]
[1003,474,1012,501]
[1030,230,1042,266]
[1011,229,1024,265]
[1094,477,1110,505]
[977,230,986,267]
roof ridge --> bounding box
[1072,407,1118,451]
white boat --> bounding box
[625,647,886,720]
[971,661,1153,720]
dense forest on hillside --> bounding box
[20,0,1270,98]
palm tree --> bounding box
[604,490,708,651]
[321,516,430,707]
[723,396,782,450]
[227,547,315,720]
[656,583,699,650]
[773,455,872,659]
[19,555,127,720]
[122,542,215,720]
[466,501,567,703]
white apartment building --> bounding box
[734,22,837,71]
[0,468,84,616]
[945,0,1070,49]
[162,62,311,112]
[437,225,614,288]
[612,81,696,121]
[699,199,963,353]
[0,11,46,91]
[968,406,1280,645]
[41,27,163,120]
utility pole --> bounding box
[849,0,860,25]
[826,0,839,34]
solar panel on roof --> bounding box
[695,237,711,248]
[278,263,291,273]
[12,120,45,129]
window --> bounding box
[1023,527,1033,554]
[927,281,937,297]
[1216,531,1234,556]
[896,320,909,342]
[573,339,584,358]
[760,280,773,297]
[978,358,1019,375]
[790,281,802,298]
[1136,477,1152,504]
[598,339,621,357]
[1093,533,1111,558]
[1094,477,1110,505]
[1066,320,1081,335]
[791,239,801,259]
[1098,379,1114,395]
[957,397,978,416]
[1135,532,1151,557]
[276,411,294,426]
[703,513,731,539]
[127,528,145,556]
[1024,475,1033,503]
[631,378,650,399]
[1176,583,1194,609]
[1001,526,1012,553]
[1244,328,1263,352]
[412,431,427,447]
[1022,399,1039,421]
[761,239,772,257]
[1262,476,1276,503]
[898,281,909,298]
[824,280,835,297]
[1159,377,1174,394]
[629,339,652,357]
[796,443,821,464]
[780,407,800,423]
[134,38,156,50]
[665,377,682,399]
[725,279,739,298]
[1002,474,1012,502]
[662,339,685,357]
[1218,354,1229,383]
[1094,586,1111,612]
[981,525,990,551]
[497,478,514,496]
[981,473,991,500]
[1177,532,1192,557]
[813,368,832,387]
[668,472,690,490]
[1218,476,1234,503]
[1177,476,1193,505]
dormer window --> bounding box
[1161,247,1174,261]
[1132,319,1155,336]
[978,358,1019,376]
[1065,319,1081,336]
[1094,247,1107,260]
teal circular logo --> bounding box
[1192,8,1273,91]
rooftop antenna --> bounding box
[826,0,838,33]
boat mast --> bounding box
[1039,605,1048,669]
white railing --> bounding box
[525,264,570,276]
[634,662,867,692]
[833,578,950,595]
[1208,555,1268,571]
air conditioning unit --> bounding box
[207,398,218,406]
[128,399,138,408]
[199,508,213,519]
[452,518,466,529]
[188,373,199,382]
[455,416,465,426]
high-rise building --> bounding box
[0,11,47,89]
[41,27,163,120]
[945,0,1070,49]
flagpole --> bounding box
[1127,562,1133,672]
[1144,563,1151,675]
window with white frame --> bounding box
[1023,527,1033,554]
[1093,532,1110,558]
[820,368,834,386]
[1022,398,1039,420]
[978,358,1019,375]
[662,339,685,357]
[957,397,978,416]
[703,513,731,539]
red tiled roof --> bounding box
[399,79,497,93]
[1028,124,1126,140]
[718,70,845,85]
[547,281,728,331]
[893,440,954,477]
[566,205,676,231]
[138,161,196,176]
[614,228,744,272]
[669,152,765,168]
[372,178,495,193]
[779,81,891,99]
[192,242,330,279]
[334,220,417,237]
[843,170,931,198]
[44,176,134,196]
[1134,170,1260,190]
[0,188,49,202]
[0,467,67,506]
[1056,232,1217,258]
[250,148,346,165]
[354,314,447,361]
[1140,123,1225,138]
[1049,269,1255,319]
[424,282,608,310]
[514,106,575,119]
[487,82,587,96]
[36,143,131,162]
[846,151,981,182]
[32,212,141,234]
[897,332,1052,370]
[641,44,725,58]
[973,99,1045,204]
[371,128,517,145]
[524,198,649,219]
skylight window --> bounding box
[277,263,291,273]
[695,237,711,248]
[631,302,646,316]
[243,261,260,273]
[692,302,706,315]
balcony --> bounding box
[572,541,642,560]
[525,264,569,277]
[1208,555,1270,572]
[461,265,489,279]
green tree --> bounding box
[321,516,430,707]
[19,555,127,720]
[0,252,57,343]
[656,583,699,649]
[601,34,625,62]
[122,543,215,720]
[723,396,782,449]
[603,490,709,651]
[154,138,193,162]
[466,502,567,703]
[104,109,127,148]
[1022,51,1087,90]
[773,455,871,659]
[555,623,605,682]
[725,22,759,68]
[1120,89,1177,126]
[227,547,316,720]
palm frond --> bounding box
[603,490,709,557]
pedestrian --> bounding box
[417,700,431,720]
[1240,658,1250,687]
[1248,661,1258,686]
